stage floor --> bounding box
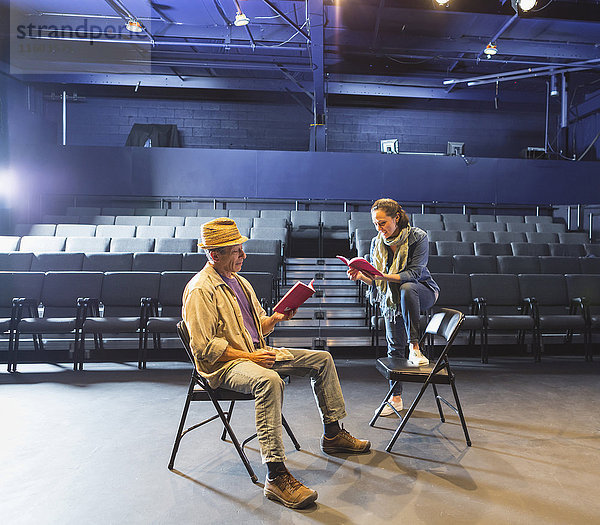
[2,356,599,524]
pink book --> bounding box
[336,255,384,277]
[273,279,316,314]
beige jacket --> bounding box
[182,263,293,388]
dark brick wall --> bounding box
[46,96,312,151]
[43,94,545,158]
[327,101,545,158]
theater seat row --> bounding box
[1,270,277,372]
[431,272,599,363]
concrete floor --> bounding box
[1,356,599,525]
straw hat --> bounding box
[198,217,248,249]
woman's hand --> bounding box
[347,267,361,281]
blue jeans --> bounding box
[384,281,438,394]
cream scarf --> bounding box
[370,226,410,319]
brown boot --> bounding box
[321,427,371,454]
[264,469,318,509]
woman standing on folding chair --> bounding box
[347,198,439,416]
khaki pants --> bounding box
[219,348,347,463]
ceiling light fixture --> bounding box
[512,0,537,12]
[484,42,497,58]
[126,18,143,32]
[234,12,250,26]
[435,0,450,5]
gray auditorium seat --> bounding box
[539,257,580,274]
[474,242,512,256]
[150,216,185,227]
[412,213,441,222]
[244,239,281,255]
[135,208,167,216]
[442,213,469,223]
[166,209,198,217]
[65,237,110,253]
[536,223,565,233]
[253,218,287,229]
[584,244,600,257]
[15,224,56,236]
[524,215,553,224]
[185,216,219,227]
[110,238,155,252]
[43,215,78,224]
[493,231,526,244]
[175,226,200,239]
[496,215,524,223]
[290,211,321,239]
[260,210,291,223]
[136,225,175,238]
[497,256,540,274]
[525,232,559,244]
[102,207,135,216]
[140,271,197,368]
[0,236,20,251]
[558,232,588,244]
[511,243,549,256]
[197,209,222,217]
[0,252,33,271]
[321,212,351,240]
[233,218,252,237]
[427,255,453,273]
[132,253,183,271]
[155,238,197,253]
[19,236,66,253]
[357,240,371,259]
[55,224,97,237]
[428,231,460,242]
[79,215,115,225]
[506,222,536,233]
[460,231,494,243]
[30,252,84,271]
[182,253,206,271]
[78,272,161,369]
[447,221,474,231]
[96,225,136,238]
[67,206,102,216]
[470,273,536,362]
[228,210,260,219]
[250,227,287,248]
[428,241,437,255]
[579,257,600,274]
[518,274,588,361]
[412,219,444,231]
[453,255,497,274]
[350,211,371,222]
[82,253,133,271]
[475,222,506,232]
[355,228,376,247]
[548,243,585,257]
[239,271,274,308]
[470,214,495,222]
[115,215,151,226]
[436,241,475,256]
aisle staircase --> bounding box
[269,257,372,350]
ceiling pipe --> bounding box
[261,0,310,41]
[445,57,600,85]
[465,66,589,87]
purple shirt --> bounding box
[219,273,260,344]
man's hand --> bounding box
[250,349,277,368]
[273,308,297,322]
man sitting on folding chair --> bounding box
[182,218,370,509]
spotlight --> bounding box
[435,0,450,5]
[512,0,537,12]
[126,18,143,32]
[0,169,18,200]
[484,42,497,58]
[234,12,250,26]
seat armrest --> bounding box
[521,297,539,322]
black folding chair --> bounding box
[370,309,471,452]
[169,321,300,483]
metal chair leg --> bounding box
[432,384,445,423]
[450,379,472,446]
[168,378,195,470]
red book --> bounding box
[273,279,316,314]
[336,255,383,277]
